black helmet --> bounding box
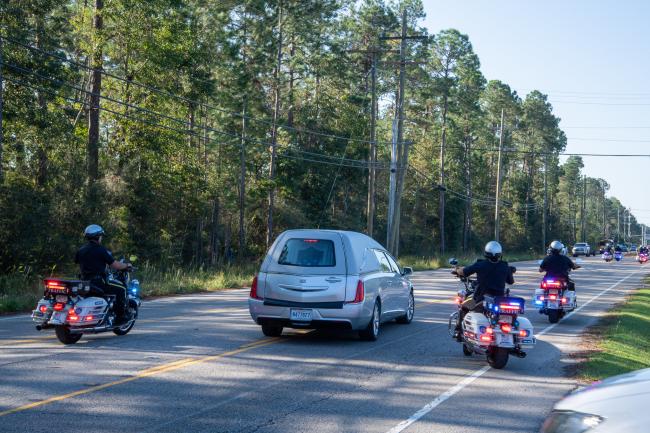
[484,241,503,263]
[84,224,105,240]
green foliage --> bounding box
[0,0,644,310]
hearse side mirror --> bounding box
[448,258,458,266]
[402,267,413,276]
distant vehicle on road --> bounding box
[541,367,650,433]
[572,242,592,257]
[617,244,629,253]
[630,244,638,252]
[248,229,414,341]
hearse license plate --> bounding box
[290,309,313,322]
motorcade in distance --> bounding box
[541,367,650,433]
[572,242,592,257]
[637,251,648,264]
[602,250,613,262]
[31,260,141,344]
[616,244,629,253]
[248,229,414,341]
[448,259,535,369]
[614,250,623,262]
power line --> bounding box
[3,61,390,169]
[0,34,396,146]
[5,75,394,172]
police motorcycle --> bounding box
[447,259,536,369]
[602,250,613,262]
[32,259,141,344]
[614,250,623,262]
[534,259,581,324]
[637,251,648,264]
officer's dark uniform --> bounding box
[74,241,127,320]
[539,253,578,290]
[455,259,514,336]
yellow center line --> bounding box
[0,336,281,417]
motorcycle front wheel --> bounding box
[55,326,82,345]
[113,304,138,336]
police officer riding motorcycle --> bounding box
[539,241,580,291]
[453,241,515,340]
[75,224,133,324]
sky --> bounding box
[420,0,650,227]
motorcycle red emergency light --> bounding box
[67,310,79,322]
[39,305,48,313]
[519,330,529,337]
[454,296,462,304]
[561,297,568,304]
[480,335,493,342]
[499,304,520,311]
[485,327,494,334]
[500,324,512,333]
[542,280,562,289]
[85,315,94,321]
[549,294,557,301]
[53,303,65,311]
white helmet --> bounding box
[84,224,105,240]
[549,240,564,254]
[484,241,503,262]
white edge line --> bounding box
[384,267,644,433]
[385,365,491,433]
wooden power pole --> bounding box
[87,0,103,188]
[494,109,505,241]
[266,1,283,249]
[367,50,377,238]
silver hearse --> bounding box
[248,229,414,341]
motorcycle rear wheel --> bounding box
[487,347,509,369]
[462,344,473,356]
[548,309,560,323]
[55,326,82,345]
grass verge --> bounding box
[401,251,541,271]
[576,276,650,382]
[0,262,259,314]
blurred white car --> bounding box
[540,368,650,433]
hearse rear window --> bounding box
[278,239,336,267]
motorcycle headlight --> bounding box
[541,410,604,433]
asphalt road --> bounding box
[0,256,646,433]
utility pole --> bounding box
[543,154,548,252]
[494,109,505,241]
[581,175,586,241]
[382,9,427,256]
[87,0,103,190]
[628,209,632,241]
[0,32,4,184]
[367,50,377,238]
[239,98,247,258]
[617,205,621,243]
[266,1,283,249]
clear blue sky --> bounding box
[421,0,650,227]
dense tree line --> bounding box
[0,0,644,273]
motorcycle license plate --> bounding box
[49,311,67,324]
[290,309,313,322]
[55,295,68,303]
[498,333,514,345]
[498,316,512,324]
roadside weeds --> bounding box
[571,274,650,383]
